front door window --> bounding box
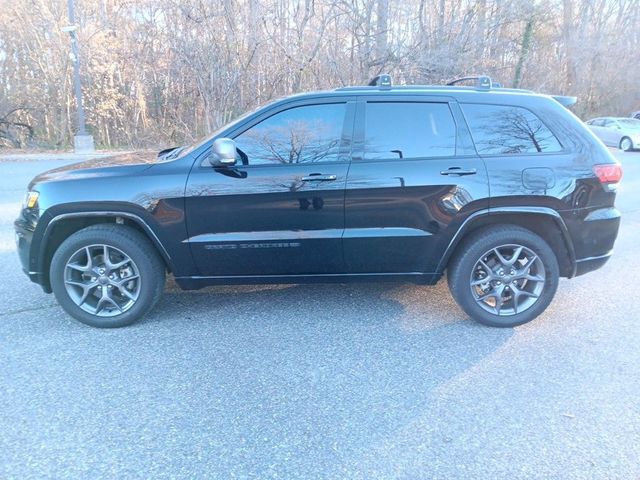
[234,103,346,165]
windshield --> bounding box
[177,104,266,158]
[618,118,640,130]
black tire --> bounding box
[447,225,559,328]
[619,137,633,152]
[50,224,165,328]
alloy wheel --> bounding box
[470,244,546,316]
[63,244,141,317]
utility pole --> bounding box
[63,0,94,153]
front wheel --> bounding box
[50,224,165,328]
[620,137,633,152]
[447,225,559,327]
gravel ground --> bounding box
[0,150,638,479]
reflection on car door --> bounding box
[344,96,489,275]
[185,99,355,276]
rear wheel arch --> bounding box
[619,136,633,151]
[440,210,575,278]
[447,224,560,327]
[38,212,171,291]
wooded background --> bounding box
[1,0,638,149]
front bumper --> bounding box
[15,218,34,274]
[14,217,50,292]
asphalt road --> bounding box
[1,151,639,479]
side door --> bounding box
[601,119,619,146]
[343,96,489,274]
[587,119,606,145]
[185,98,355,276]
[608,120,624,146]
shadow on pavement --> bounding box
[1,276,514,477]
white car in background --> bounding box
[586,117,640,151]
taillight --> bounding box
[593,164,622,184]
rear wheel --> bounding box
[620,137,633,151]
[50,224,165,328]
[447,225,559,327]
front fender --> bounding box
[29,201,195,288]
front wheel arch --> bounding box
[49,224,166,327]
[38,213,171,291]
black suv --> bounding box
[15,76,622,328]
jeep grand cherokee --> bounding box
[14,75,622,328]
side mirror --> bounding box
[208,138,237,166]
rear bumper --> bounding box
[574,251,612,277]
[565,207,620,277]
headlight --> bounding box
[24,191,39,209]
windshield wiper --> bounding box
[166,146,185,159]
[158,146,185,160]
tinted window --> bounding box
[461,104,562,155]
[618,118,640,129]
[363,102,456,160]
[234,103,345,165]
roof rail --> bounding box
[333,75,536,94]
[446,75,493,90]
[368,74,392,89]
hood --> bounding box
[29,151,159,188]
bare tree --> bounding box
[0,0,638,150]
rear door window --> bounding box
[461,104,563,155]
[363,102,456,160]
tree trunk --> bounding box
[513,18,534,88]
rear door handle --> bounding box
[440,167,477,176]
[301,173,337,182]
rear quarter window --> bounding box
[461,104,563,155]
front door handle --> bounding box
[440,167,477,176]
[301,173,337,182]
